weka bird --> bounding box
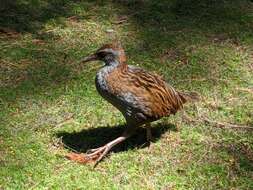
[67,43,198,166]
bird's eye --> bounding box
[97,51,107,58]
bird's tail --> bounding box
[178,91,200,104]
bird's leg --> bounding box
[66,126,136,166]
[66,133,130,166]
[145,123,154,142]
[84,129,134,167]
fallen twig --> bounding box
[236,87,253,95]
[202,118,253,130]
[182,112,253,130]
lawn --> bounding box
[0,0,253,189]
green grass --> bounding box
[0,0,253,189]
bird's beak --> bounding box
[80,53,98,63]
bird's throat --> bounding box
[104,56,121,66]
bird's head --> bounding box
[81,43,126,65]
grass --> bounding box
[0,0,253,189]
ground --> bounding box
[0,0,253,189]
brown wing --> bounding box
[106,64,186,119]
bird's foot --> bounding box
[85,145,112,167]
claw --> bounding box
[93,146,111,167]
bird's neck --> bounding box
[98,59,120,79]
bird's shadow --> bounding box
[56,123,177,153]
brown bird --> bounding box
[66,43,198,166]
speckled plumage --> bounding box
[66,43,199,166]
